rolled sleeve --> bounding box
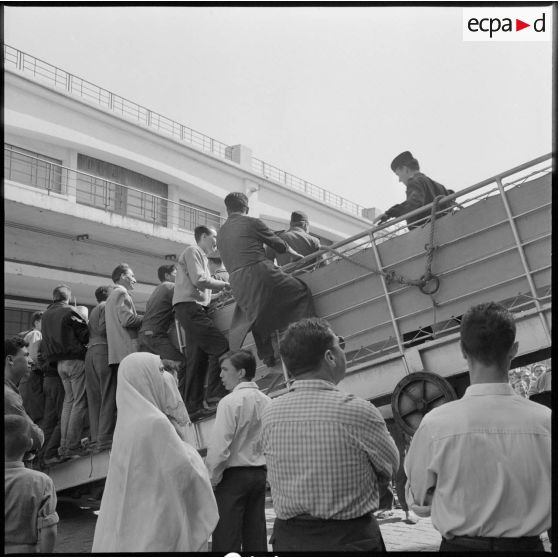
[404,421,436,517]
[37,478,59,530]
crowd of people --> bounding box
[4,175,552,554]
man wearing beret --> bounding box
[374,151,453,230]
[217,193,315,368]
[267,211,322,267]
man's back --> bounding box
[405,383,551,538]
[262,379,398,520]
[5,462,59,549]
[275,228,320,266]
[139,282,175,336]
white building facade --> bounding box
[4,44,373,335]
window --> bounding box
[4,144,63,193]
[178,201,221,232]
[76,154,168,226]
[4,308,36,338]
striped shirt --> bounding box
[261,379,399,520]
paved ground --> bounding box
[55,492,552,553]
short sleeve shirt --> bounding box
[4,461,59,545]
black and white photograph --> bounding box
[3,3,552,554]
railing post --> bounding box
[66,73,72,93]
[146,110,152,127]
[17,50,23,70]
[495,178,551,343]
[108,92,114,110]
[369,232,412,375]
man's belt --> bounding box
[445,535,541,547]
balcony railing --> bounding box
[4,145,225,232]
[4,44,367,218]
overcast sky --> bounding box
[4,6,552,211]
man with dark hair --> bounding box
[261,318,399,552]
[217,192,315,367]
[405,302,551,553]
[85,285,116,452]
[206,349,271,553]
[173,226,230,419]
[105,263,142,374]
[138,264,185,389]
[41,285,89,458]
[19,311,45,426]
[267,211,321,267]
[4,337,44,453]
[374,151,453,230]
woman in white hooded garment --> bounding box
[92,352,219,552]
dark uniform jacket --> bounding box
[41,302,89,363]
[385,172,452,229]
[267,227,321,266]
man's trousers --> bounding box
[85,345,116,447]
[173,302,228,414]
[271,512,386,552]
[211,466,268,553]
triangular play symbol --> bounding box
[516,19,530,31]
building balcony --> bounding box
[4,144,224,256]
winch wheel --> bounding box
[391,372,457,436]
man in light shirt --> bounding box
[261,318,399,552]
[405,302,551,553]
[173,225,230,420]
[205,349,271,553]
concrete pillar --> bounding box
[244,179,261,217]
[227,144,253,170]
[167,184,180,230]
[66,150,79,201]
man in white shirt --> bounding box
[172,226,230,420]
[205,349,271,553]
[405,302,551,553]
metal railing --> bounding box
[251,157,365,216]
[4,44,367,218]
[4,145,225,232]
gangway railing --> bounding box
[214,153,552,383]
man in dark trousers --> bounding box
[138,264,186,391]
[217,192,315,367]
[206,349,271,553]
[374,151,453,230]
[262,318,399,552]
[267,211,321,267]
[405,302,551,552]
[173,226,230,420]
[41,285,90,458]
[84,285,116,453]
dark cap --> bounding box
[290,210,309,223]
[390,151,415,172]
[224,192,249,212]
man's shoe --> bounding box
[404,511,420,524]
[43,455,66,466]
[60,446,92,458]
[189,408,214,421]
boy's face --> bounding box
[7,347,33,384]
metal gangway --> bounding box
[46,153,551,492]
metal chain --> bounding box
[323,196,445,295]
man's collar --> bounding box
[5,461,25,469]
[4,376,19,392]
[233,381,259,391]
[464,383,516,397]
[290,378,338,391]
